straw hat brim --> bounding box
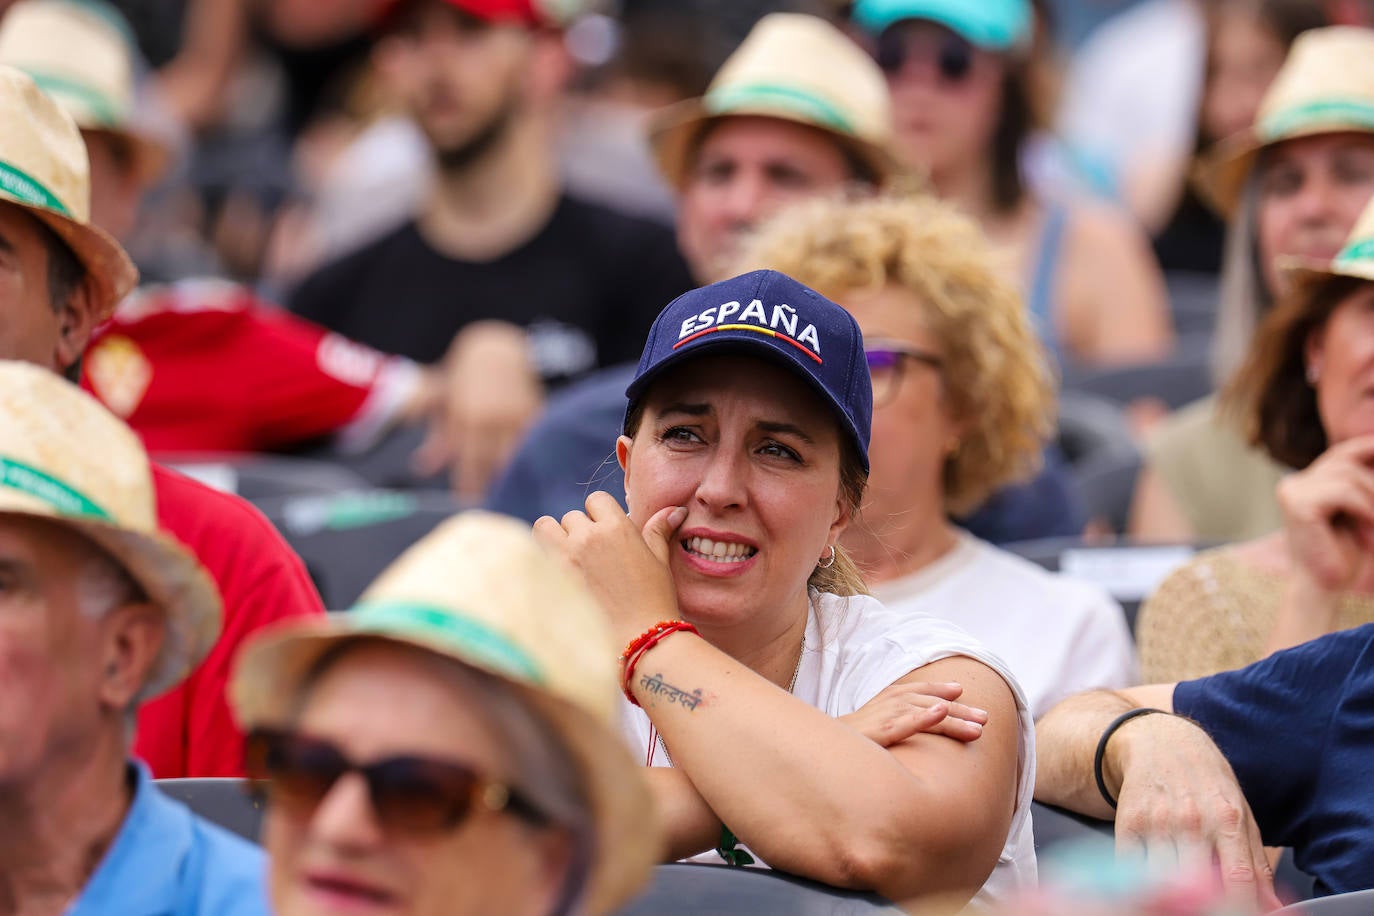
[649,97,901,191]
[0,497,220,700]
[84,125,171,189]
[1194,121,1374,219]
[22,205,137,322]
[232,621,661,916]
[1280,252,1374,304]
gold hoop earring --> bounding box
[817,545,836,569]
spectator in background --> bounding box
[0,360,266,915]
[849,0,1174,368]
[1136,199,1374,683]
[650,11,900,283]
[1152,0,1330,276]
[1130,27,1374,542]
[233,512,659,915]
[288,0,694,500]
[736,193,1134,718]
[0,50,324,777]
[0,0,435,457]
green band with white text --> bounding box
[0,457,111,520]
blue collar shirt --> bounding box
[68,762,270,916]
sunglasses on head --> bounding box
[244,728,548,833]
[875,29,975,83]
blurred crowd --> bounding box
[6,0,1374,913]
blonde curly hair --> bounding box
[732,191,1057,516]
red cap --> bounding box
[373,0,547,29]
[443,0,543,24]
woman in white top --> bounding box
[736,193,1136,719]
[535,269,1035,908]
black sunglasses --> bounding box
[875,29,975,83]
[244,728,548,833]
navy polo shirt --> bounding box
[1174,624,1374,895]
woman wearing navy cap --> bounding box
[534,270,1034,908]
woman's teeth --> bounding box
[684,536,757,563]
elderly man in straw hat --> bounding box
[231,511,659,915]
[0,360,268,914]
[1036,200,1374,905]
[0,0,437,459]
[0,13,324,780]
[1132,26,1374,545]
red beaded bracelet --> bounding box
[619,620,699,706]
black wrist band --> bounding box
[1093,707,1169,809]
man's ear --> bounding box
[53,277,99,373]
[616,435,633,513]
[97,602,165,712]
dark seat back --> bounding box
[155,777,263,843]
[611,864,904,915]
[256,490,462,609]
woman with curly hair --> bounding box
[736,192,1136,718]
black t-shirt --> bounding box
[288,195,695,380]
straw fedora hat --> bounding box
[1195,27,1374,218]
[0,0,170,185]
[231,510,660,915]
[0,65,137,319]
[0,360,220,699]
[650,13,900,190]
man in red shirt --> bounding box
[0,2,325,776]
[0,0,430,457]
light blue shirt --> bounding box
[69,762,270,916]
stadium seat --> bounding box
[1164,270,1219,338]
[610,864,904,915]
[165,454,369,500]
[1055,393,1142,534]
[1031,801,1112,853]
[1275,889,1374,913]
[155,778,263,843]
[1060,350,1214,411]
[256,489,462,608]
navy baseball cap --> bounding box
[624,270,872,472]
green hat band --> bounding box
[26,70,126,128]
[1334,238,1374,267]
[349,600,544,684]
[705,83,856,136]
[1258,98,1374,143]
[0,457,111,520]
[0,161,69,216]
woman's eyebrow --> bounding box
[659,402,711,418]
[758,420,814,444]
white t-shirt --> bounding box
[873,532,1137,720]
[619,591,1037,908]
